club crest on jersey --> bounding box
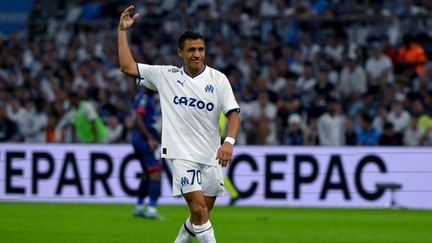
[205,84,214,93]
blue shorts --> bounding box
[132,136,161,172]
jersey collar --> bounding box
[183,65,206,79]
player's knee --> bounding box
[189,201,208,217]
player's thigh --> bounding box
[201,165,224,197]
[171,159,204,196]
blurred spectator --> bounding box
[397,0,428,16]
[276,91,303,143]
[259,0,279,17]
[323,33,344,65]
[234,92,249,145]
[372,105,389,131]
[57,92,107,143]
[418,91,432,131]
[344,116,357,146]
[338,54,367,99]
[105,114,124,143]
[304,118,319,145]
[27,2,49,41]
[365,41,394,90]
[97,89,117,122]
[381,35,398,65]
[18,99,48,143]
[296,62,317,107]
[419,127,432,146]
[386,101,411,133]
[408,98,424,117]
[246,91,278,144]
[113,94,131,123]
[357,112,381,146]
[379,122,403,145]
[300,33,321,62]
[0,105,20,142]
[45,114,63,143]
[413,67,432,95]
[287,49,305,76]
[318,97,345,146]
[80,0,103,22]
[314,67,335,100]
[283,113,305,145]
[6,98,26,123]
[398,34,428,75]
[121,113,134,143]
[403,116,423,146]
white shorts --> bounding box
[171,159,225,197]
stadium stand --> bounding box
[1,0,432,145]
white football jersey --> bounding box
[136,64,240,165]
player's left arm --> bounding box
[216,111,240,167]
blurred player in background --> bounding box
[118,5,240,243]
[131,88,163,219]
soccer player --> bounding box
[131,88,162,219]
[118,5,240,243]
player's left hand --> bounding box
[216,143,233,167]
[118,5,139,31]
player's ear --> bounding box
[177,48,182,58]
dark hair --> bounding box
[178,30,204,49]
[402,34,412,46]
[383,122,394,130]
[69,91,79,101]
[360,111,372,124]
[327,95,339,103]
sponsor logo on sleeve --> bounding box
[168,68,183,75]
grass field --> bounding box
[1,202,431,243]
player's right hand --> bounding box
[118,5,139,31]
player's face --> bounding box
[178,39,205,74]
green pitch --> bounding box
[1,202,431,243]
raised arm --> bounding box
[118,5,140,77]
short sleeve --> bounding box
[136,63,162,91]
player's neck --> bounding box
[184,65,205,78]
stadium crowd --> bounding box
[1,0,432,146]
